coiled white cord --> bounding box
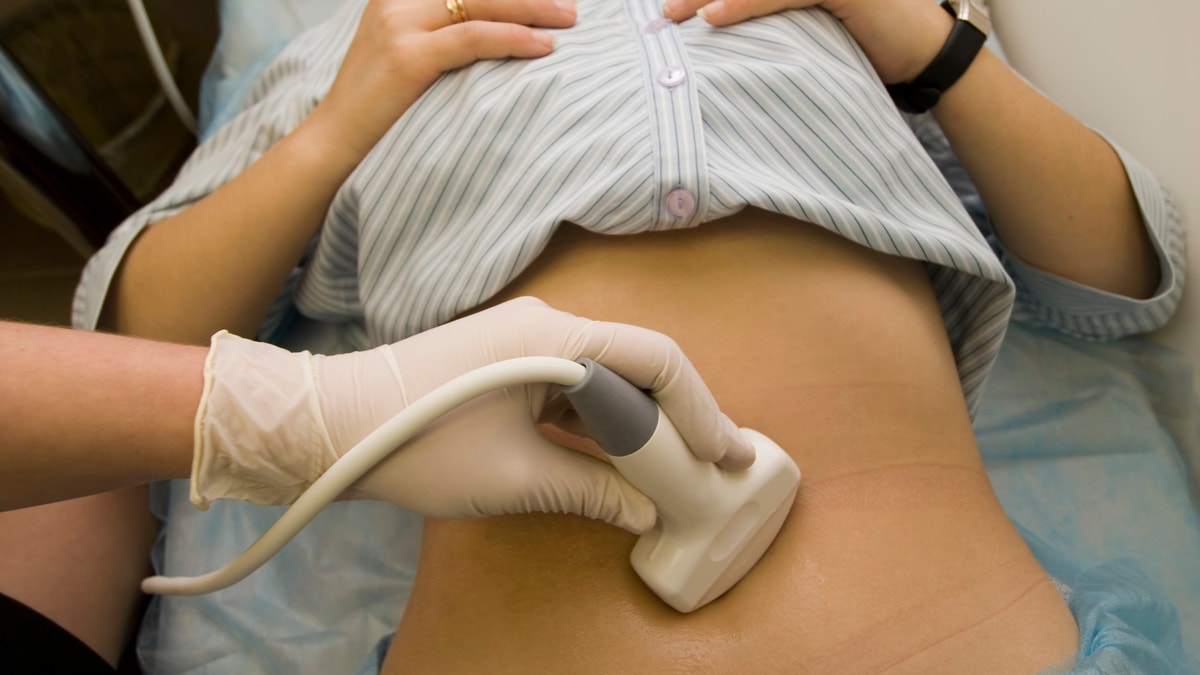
[126,0,198,134]
[141,356,586,595]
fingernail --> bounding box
[699,0,724,22]
[555,0,574,16]
[533,29,556,48]
[661,0,675,18]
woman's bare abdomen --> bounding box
[383,209,1078,673]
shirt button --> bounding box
[657,66,686,89]
[643,18,672,34]
[665,187,696,218]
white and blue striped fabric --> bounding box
[73,0,1183,418]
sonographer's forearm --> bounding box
[0,322,199,510]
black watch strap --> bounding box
[886,2,988,114]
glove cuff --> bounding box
[190,331,340,509]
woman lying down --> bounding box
[72,0,1183,670]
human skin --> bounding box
[382,211,1080,673]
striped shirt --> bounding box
[72,0,1184,416]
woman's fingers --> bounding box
[453,0,576,28]
[388,0,573,77]
[660,0,708,23]
[321,0,570,158]
[662,0,814,26]
[422,22,558,72]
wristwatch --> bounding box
[886,0,991,114]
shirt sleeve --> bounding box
[908,113,1186,340]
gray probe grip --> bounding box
[562,359,660,457]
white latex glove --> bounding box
[191,297,754,533]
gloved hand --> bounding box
[191,297,754,533]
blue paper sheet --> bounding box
[977,323,1199,671]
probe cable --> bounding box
[126,0,198,134]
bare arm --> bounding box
[102,115,363,344]
[666,0,1161,299]
[0,322,200,510]
[931,48,1160,299]
[830,0,1160,299]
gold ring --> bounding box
[446,0,469,23]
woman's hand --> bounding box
[191,298,755,534]
[310,0,576,166]
[662,0,953,84]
